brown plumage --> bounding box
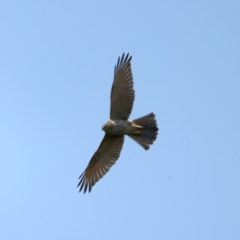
[78,53,158,193]
[110,54,134,120]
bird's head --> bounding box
[102,119,115,131]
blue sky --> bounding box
[0,1,240,239]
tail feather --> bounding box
[128,113,158,150]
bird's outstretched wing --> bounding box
[78,134,124,193]
[110,53,135,120]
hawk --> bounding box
[78,53,158,193]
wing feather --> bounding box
[77,134,124,193]
[110,53,135,120]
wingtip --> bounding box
[117,52,132,67]
[122,52,132,61]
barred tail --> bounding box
[128,113,158,150]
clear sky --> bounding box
[0,1,240,240]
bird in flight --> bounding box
[78,53,158,193]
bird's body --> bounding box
[78,53,158,193]
[102,119,143,135]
